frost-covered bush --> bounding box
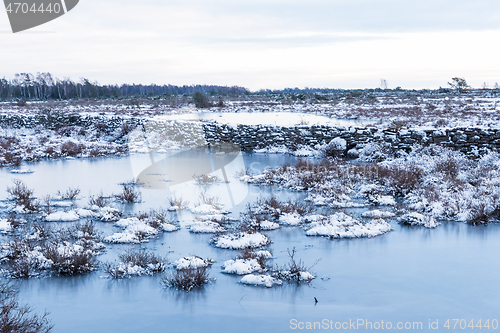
[104,211,177,244]
[240,197,312,231]
[0,221,103,278]
[104,249,166,278]
[357,142,396,162]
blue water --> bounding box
[1,154,499,332]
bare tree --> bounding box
[380,79,388,90]
[448,77,470,93]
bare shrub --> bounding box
[40,195,53,214]
[119,248,166,271]
[434,156,462,179]
[254,197,312,220]
[2,240,39,278]
[0,137,19,150]
[234,168,251,178]
[104,249,166,278]
[88,192,109,208]
[72,221,102,244]
[272,247,317,284]
[197,192,222,210]
[42,244,95,276]
[168,193,189,209]
[162,266,213,291]
[57,187,80,200]
[3,152,22,166]
[60,141,83,156]
[6,180,39,212]
[466,200,500,225]
[103,262,126,279]
[114,184,141,203]
[140,209,175,230]
[370,165,423,196]
[134,230,149,243]
[119,121,135,136]
[238,247,270,269]
[0,282,53,333]
[6,214,24,229]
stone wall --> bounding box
[1,113,499,156]
[201,123,500,156]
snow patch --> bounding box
[240,274,282,288]
[306,212,393,238]
[399,212,440,228]
[213,232,270,249]
[222,258,262,275]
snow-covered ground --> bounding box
[2,91,500,167]
[242,144,500,225]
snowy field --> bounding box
[1,95,500,332]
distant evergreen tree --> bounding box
[193,92,210,108]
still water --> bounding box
[1,153,499,333]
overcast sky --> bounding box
[1,0,499,90]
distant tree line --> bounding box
[0,72,249,100]
[1,73,498,102]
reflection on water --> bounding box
[0,154,499,332]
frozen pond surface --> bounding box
[1,154,500,332]
[155,111,375,127]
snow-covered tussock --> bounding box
[306,212,393,238]
[222,258,263,275]
[104,249,166,278]
[240,274,282,288]
[45,210,80,222]
[362,210,396,219]
[260,220,280,230]
[398,212,440,228]
[279,213,303,226]
[213,232,270,249]
[174,256,212,270]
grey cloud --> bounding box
[95,0,500,33]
